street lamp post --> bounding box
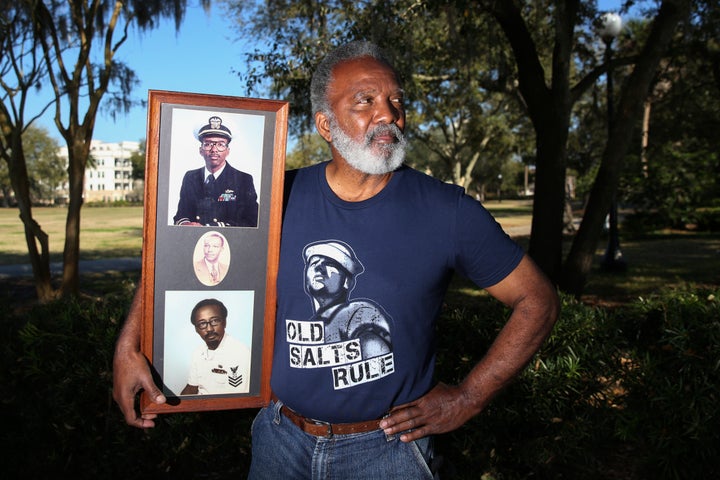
[497,173,503,203]
[598,12,627,272]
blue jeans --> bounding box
[248,399,437,479]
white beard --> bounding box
[328,118,406,175]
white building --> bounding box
[57,140,141,203]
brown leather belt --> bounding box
[272,394,382,437]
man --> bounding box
[194,232,229,286]
[173,116,259,227]
[180,298,251,395]
[113,41,559,478]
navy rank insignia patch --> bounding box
[228,365,243,388]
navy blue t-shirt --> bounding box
[271,162,523,423]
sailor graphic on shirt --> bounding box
[286,240,395,389]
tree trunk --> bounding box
[59,139,88,297]
[560,141,624,296]
[528,118,569,283]
[560,0,691,297]
[5,136,55,301]
[489,0,577,285]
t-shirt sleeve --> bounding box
[452,193,525,288]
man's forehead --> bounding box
[329,57,401,90]
[194,304,223,318]
[201,135,228,143]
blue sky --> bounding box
[31,3,249,143]
[106,6,250,143]
[29,1,626,144]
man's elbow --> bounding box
[536,283,560,337]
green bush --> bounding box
[436,295,631,479]
[3,282,719,479]
[694,207,720,231]
[622,145,719,232]
[622,207,720,236]
[1,283,255,479]
[435,287,720,479]
[622,210,670,237]
[613,287,720,479]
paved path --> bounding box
[503,225,532,238]
[0,257,142,279]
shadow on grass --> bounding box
[0,248,142,265]
[582,232,720,304]
[0,271,140,315]
[485,207,533,218]
[447,232,719,305]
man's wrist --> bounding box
[115,323,141,352]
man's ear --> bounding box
[315,111,332,143]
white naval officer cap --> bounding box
[303,240,364,276]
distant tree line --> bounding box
[223,0,714,295]
[2,0,717,300]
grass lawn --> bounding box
[482,198,534,228]
[0,205,143,264]
[583,232,720,303]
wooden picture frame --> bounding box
[140,90,287,413]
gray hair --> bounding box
[310,41,397,116]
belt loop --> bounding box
[317,420,333,438]
[272,397,283,425]
[382,413,396,442]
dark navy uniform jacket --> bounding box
[173,162,258,227]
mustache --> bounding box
[366,123,404,144]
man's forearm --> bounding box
[460,299,557,413]
[116,287,142,353]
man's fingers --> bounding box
[113,368,165,429]
[144,383,167,405]
[381,404,422,433]
[399,427,429,443]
